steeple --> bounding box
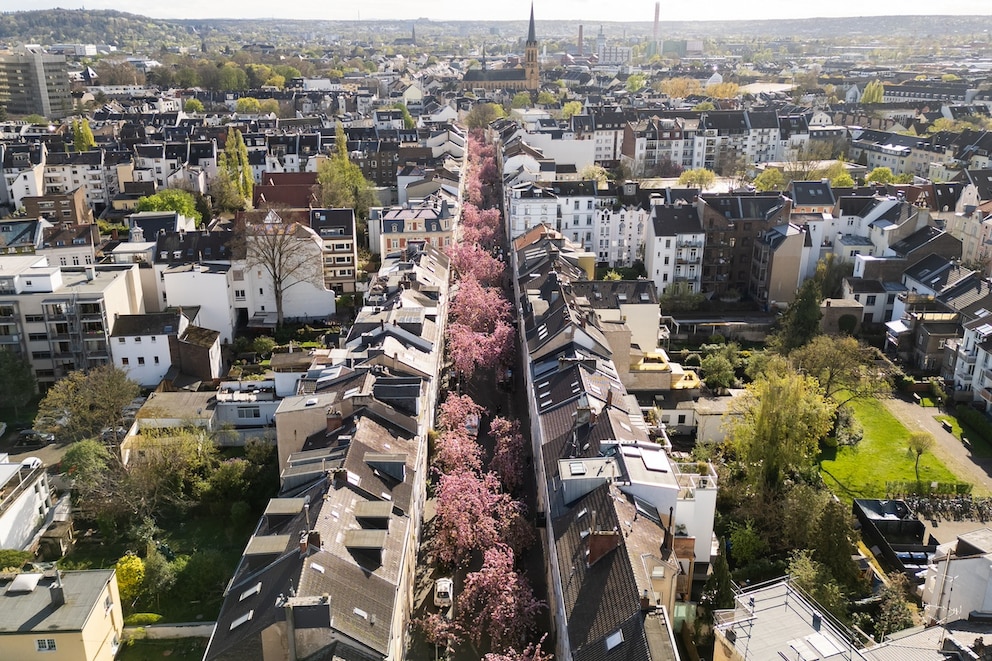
[527,2,537,45]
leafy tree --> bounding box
[72,118,96,152]
[390,102,415,129]
[812,499,864,591]
[625,73,646,93]
[678,168,717,190]
[176,549,229,603]
[510,92,532,109]
[908,431,935,483]
[183,98,204,113]
[728,367,834,491]
[62,439,113,501]
[691,101,716,111]
[36,365,140,442]
[790,335,891,407]
[754,168,786,192]
[773,279,822,353]
[115,553,145,611]
[447,243,505,286]
[251,336,276,356]
[580,164,609,186]
[707,81,740,98]
[136,189,203,226]
[241,216,324,327]
[728,520,767,565]
[235,96,261,113]
[781,484,829,550]
[216,127,252,211]
[142,547,176,609]
[875,573,915,638]
[536,91,557,105]
[865,167,895,184]
[861,79,885,104]
[660,280,705,312]
[657,77,702,98]
[258,98,281,116]
[457,544,546,651]
[701,550,735,613]
[788,550,848,621]
[701,354,736,391]
[0,348,36,417]
[317,123,375,225]
[561,101,583,119]
[465,103,506,129]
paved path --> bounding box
[881,396,992,496]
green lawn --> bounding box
[935,413,992,459]
[820,397,959,502]
[118,637,207,661]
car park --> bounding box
[17,429,54,446]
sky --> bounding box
[6,0,992,23]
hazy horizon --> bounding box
[6,0,992,23]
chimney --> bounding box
[588,408,598,426]
[326,409,343,433]
[50,572,65,608]
[299,531,309,556]
[641,588,651,611]
[578,25,584,56]
[587,530,621,567]
[606,389,614,409]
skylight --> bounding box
[239,582,261,601]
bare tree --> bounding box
[241,212,324,326]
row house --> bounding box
[512,231,717,661]
[42,150,135,213]
[204,243,451,661]
[372,193,455,255]
[0,256,144,388]
[110,309,222,388]
[646,203,705,295]
[621,116,695,176]
[309,208,359,294]
[750,223,815,307]
[22,186,94,225]
[1,143,46,210]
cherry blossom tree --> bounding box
[461,204,501,248]
[447,319,515,380]
[450,277,511,333]
[447,243,505,285]
[414,612,460,652]
[483,635,554,661]
[489,417,528,493]
[434,471,529,567]
[434,429,482,476]
[457,544,546,650]
[438,393,486,433]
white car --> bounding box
[433,577,453,609]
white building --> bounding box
[0,456,53,551]
[922,528,992,625]
[645,204,705,294]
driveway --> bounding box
[881,396,992,496]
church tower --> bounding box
[524,3,539,91]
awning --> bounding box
[885,319,911,335]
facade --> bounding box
[0,569,124,661]
[646,204,705,295]
[375,194,455,256]
[0,256,143,389]
[309,208,359,294]
[0,48,72,119]
[0,458,54,551]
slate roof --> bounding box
[112,311,181,337]
[571,280,659,309]
[790,181,835,207]
[0,569,115,634]
[652,205,702,237]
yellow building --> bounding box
[0,569,123,661]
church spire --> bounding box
[527,2,536,44]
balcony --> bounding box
[958,349,978,365]
[677,257,701,265]
[0,333,19,344]
[677,240,703,249]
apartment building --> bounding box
[0,47,72,119]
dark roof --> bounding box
[0,570,115,633]
[789,181,835,207]
[571,280,659,309]
[112,311,182,337]
[153,229,236,264]
[652,205,702,237]
[180,325,220,348]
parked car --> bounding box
[434,577,453,609]
[17,429,54,445]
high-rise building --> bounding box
[0,47,73,119]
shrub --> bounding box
[124,613,163,626]
[958,407,992,444]
[684,353,702,367]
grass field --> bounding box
[118,638,208,661]
[935,413,992,459]
[820,397,958,502]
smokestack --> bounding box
[578,25,584,57]
[50,572,65,608]
[654,2,660,44]
[326,409,343,434]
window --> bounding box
[664,257,670,265]
[154,356,160,365]
[137,357,145,365]
[150,336,156,343]
[259,288,264,295]
[118,337,126,344]
[234,289,246,301]
[866,295,877,306]
[665,239,671,249]
[238,407,261,419]
[134,336,141,343]
[677,414,686,424]
[104,594,113,614]
[121,357,129,365]
[37,639,57,652]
